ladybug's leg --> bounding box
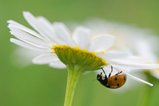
[101,67,107,78]
[100,72,102,75]
[101,67,108,84]
[115,71,122,75]
[108,65,113,78]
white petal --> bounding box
[32,54,59,64]
[124,71,153,86]
[88,34,115,52]
[109,56,159,69]
[9,25,49,48]
[111,62,159,69]
[7,20,45,40]
[110,56,151,64]
[96,50,131,60]
[53,22,75,47]
[72,26,91,49]
[36,16,65,44]
[23,11,56,42]
[135,38,157,63]
[10,38,50,52]
[49,60,66,69]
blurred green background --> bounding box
[1,0,159,106]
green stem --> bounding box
[64,66,82,106]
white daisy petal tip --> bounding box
[53,22,67,29]
[75,26,91,32]
[32,58,40,64]
[8,25,15,31]
[23,11,35,21]
[53,22,71,33]
[72,26,91,49]
[32,57,44,64]
[10,38,14,42]
[7,24,13,29]
[7,20,17,25]
[123,71,153,86]
[32,54,59,64]
[73,26,91,36]
[88,34,115,52]
[23,11,30,15]
[49,61,66,69]
[7,20,13,24]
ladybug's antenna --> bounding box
[115,71,122,75]
[101,67,106,75]
[111,65,114,72]
[108,65,113,78]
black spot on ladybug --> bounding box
[114,77,117,80]
[117,84,119,87]
[124,76,126,80]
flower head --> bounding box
[8,12,159,87]
[8,12,114,71]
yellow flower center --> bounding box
[52,45,108,72]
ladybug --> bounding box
[97,66,127,89]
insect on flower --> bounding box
[97,66,127,89]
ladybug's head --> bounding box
[97,72,102,81]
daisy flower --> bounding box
[8,12,159,106]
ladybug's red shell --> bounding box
[107,74,127,89]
